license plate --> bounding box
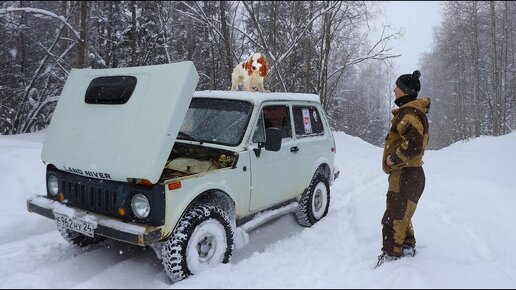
[54,213,95,237]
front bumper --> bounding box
[27,195,162,246]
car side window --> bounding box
[293,105,324,137]
[252,111,266,143]
[262,105,292,139]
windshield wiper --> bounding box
[177,131,203,144]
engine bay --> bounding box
[159,142,238,182]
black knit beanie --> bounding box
[396,70,421,96]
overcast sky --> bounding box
[374,1,444,76]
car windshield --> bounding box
[178,98,253,146]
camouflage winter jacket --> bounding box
[382,98,431,174]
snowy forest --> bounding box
[420,1,516,149]
[0,1,514,149]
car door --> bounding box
[249,103,298,212]
[290,103,332,193]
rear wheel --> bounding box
[161,205,234,282]
[58,228,106,247]
[295,173,330,227]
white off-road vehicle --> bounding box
[27,61,339,282]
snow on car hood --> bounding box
[41,62,199,183]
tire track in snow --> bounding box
[0,238,152,288]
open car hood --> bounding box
[41,62,199,183]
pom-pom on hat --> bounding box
[396,70,421,96]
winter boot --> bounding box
[402,244,416,257]
[375,251,400,268]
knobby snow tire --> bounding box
[295,173,330,227]
[161,204,234,283]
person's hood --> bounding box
[393,97,431,115]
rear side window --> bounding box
[85,76,137,104]
[293,106,324,137]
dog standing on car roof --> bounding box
[231,53,269,92]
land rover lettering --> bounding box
[63,166,83,175]
[62,167,112,180]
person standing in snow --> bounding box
[376,70,431,267]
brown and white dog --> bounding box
[231,53,268,92]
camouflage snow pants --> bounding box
[381,167,425,256]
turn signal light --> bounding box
[118,207,126,216]
[58,193,65,201]
[168,182,181,191]
[137,179,153,188]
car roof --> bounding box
[193,90,321,104]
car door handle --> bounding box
[290,146,299,152]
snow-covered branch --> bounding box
[0,7,81,41]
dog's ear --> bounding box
[245,56,253,76]
[258,55,268,77]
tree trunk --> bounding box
[269,1,277,54]
[58,1,68,56]
[489,1,500,136]
[319,7,332,109]
[304,1,314,92]
[77,1,89,68]
[501,1,508,134]
[18,0,27,82]
[131,0,137,67]
[106,1,113,68]
[220,1,233,85]
[510,2,516,131]
[471,1,481,137]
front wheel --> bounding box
[295,173,330,227]
[161,205,234,282]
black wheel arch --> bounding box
[314,163,331,182]
[188,189,236,221]
[167,189,237,240]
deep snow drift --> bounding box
[1,130,515,288]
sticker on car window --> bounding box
[302,108,312,134]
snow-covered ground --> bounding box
[1,130,515,288]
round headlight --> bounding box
[131,194,150,219]
[47,175,59,196]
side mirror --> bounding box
[264,127,282,151]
